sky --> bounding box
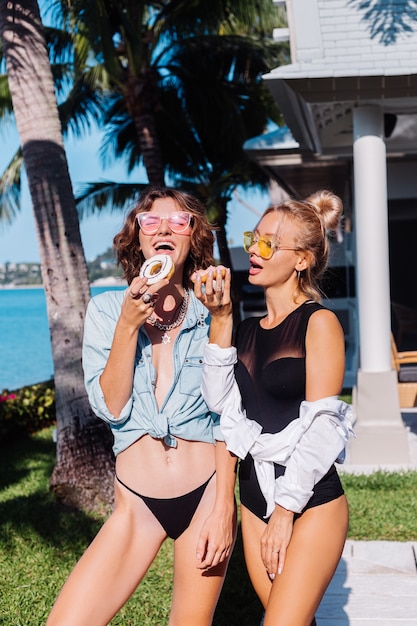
[0,123,271,264]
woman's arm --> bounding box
[99,305,141,418]
[196,266,263,456]
[305,309,346,401]
[193,266,233,348]
[195,441,237,569]
[193,267,238,568]
[101,276,170,417]
[202,343,263,458]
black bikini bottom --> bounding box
[115,471,215,540]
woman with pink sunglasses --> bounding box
[47,187,237,626]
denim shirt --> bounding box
[83,289,221,456]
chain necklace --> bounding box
[147,290,190,344]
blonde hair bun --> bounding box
[306,190,343,232]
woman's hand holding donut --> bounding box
[192,266,232,318]
[139,254,175,284]
[123,276,168,328]
[193,266,233,347]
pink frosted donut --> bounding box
[140,254,175,284]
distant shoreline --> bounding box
[0,277,127,290]
[0,284,44,290]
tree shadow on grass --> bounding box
[0,430,102,551]
[214,524,264,626]
[0,490,102,554]
[1,431,264,625]
[0,429,56,491]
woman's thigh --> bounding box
[169,476,237,626]
[46,479,168,626]
[242,496,349,626]
[240,504,274,607]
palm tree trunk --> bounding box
[0,0,115,512]
[134,109,165,185]
[126,71,166,185]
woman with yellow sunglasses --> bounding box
[194,190,355,626]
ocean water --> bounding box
[0,286,125,391]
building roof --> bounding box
[262,0,417,157]
[267,0,417,80]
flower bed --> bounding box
[0,380,55,442]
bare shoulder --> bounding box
[306,306,345,357]
[307,306,344,337]
[305,306,345,398]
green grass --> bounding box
[0,428,262,626]
[1,427,417,625]
[341,470,417,541]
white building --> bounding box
[250,0,417,465]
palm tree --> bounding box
[0,0,114,511]
[64,2,287,266]
[1,1,287,234]
[69,6,288,321]
[53,0,284,182]
[0,2,103,222]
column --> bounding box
[353,105,391,371]
[349,105,410,466]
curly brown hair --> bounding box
[113,187,215,289]
[262,190,343,302]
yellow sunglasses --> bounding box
[243,231,299,260]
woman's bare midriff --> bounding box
[115,435,216,499]
[114,321,216,499]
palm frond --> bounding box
[45,25,75,65]
[98,94,141,171]
[75,180,147,219]
[58,77,103,137]
[0,151,24,223]
[0,74,13,116]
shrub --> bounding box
[0,380,55,443]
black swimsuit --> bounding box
[115,472,215,540]
[235,301,344,521]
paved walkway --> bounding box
[317,540,417,625]
[316,412,417,625]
